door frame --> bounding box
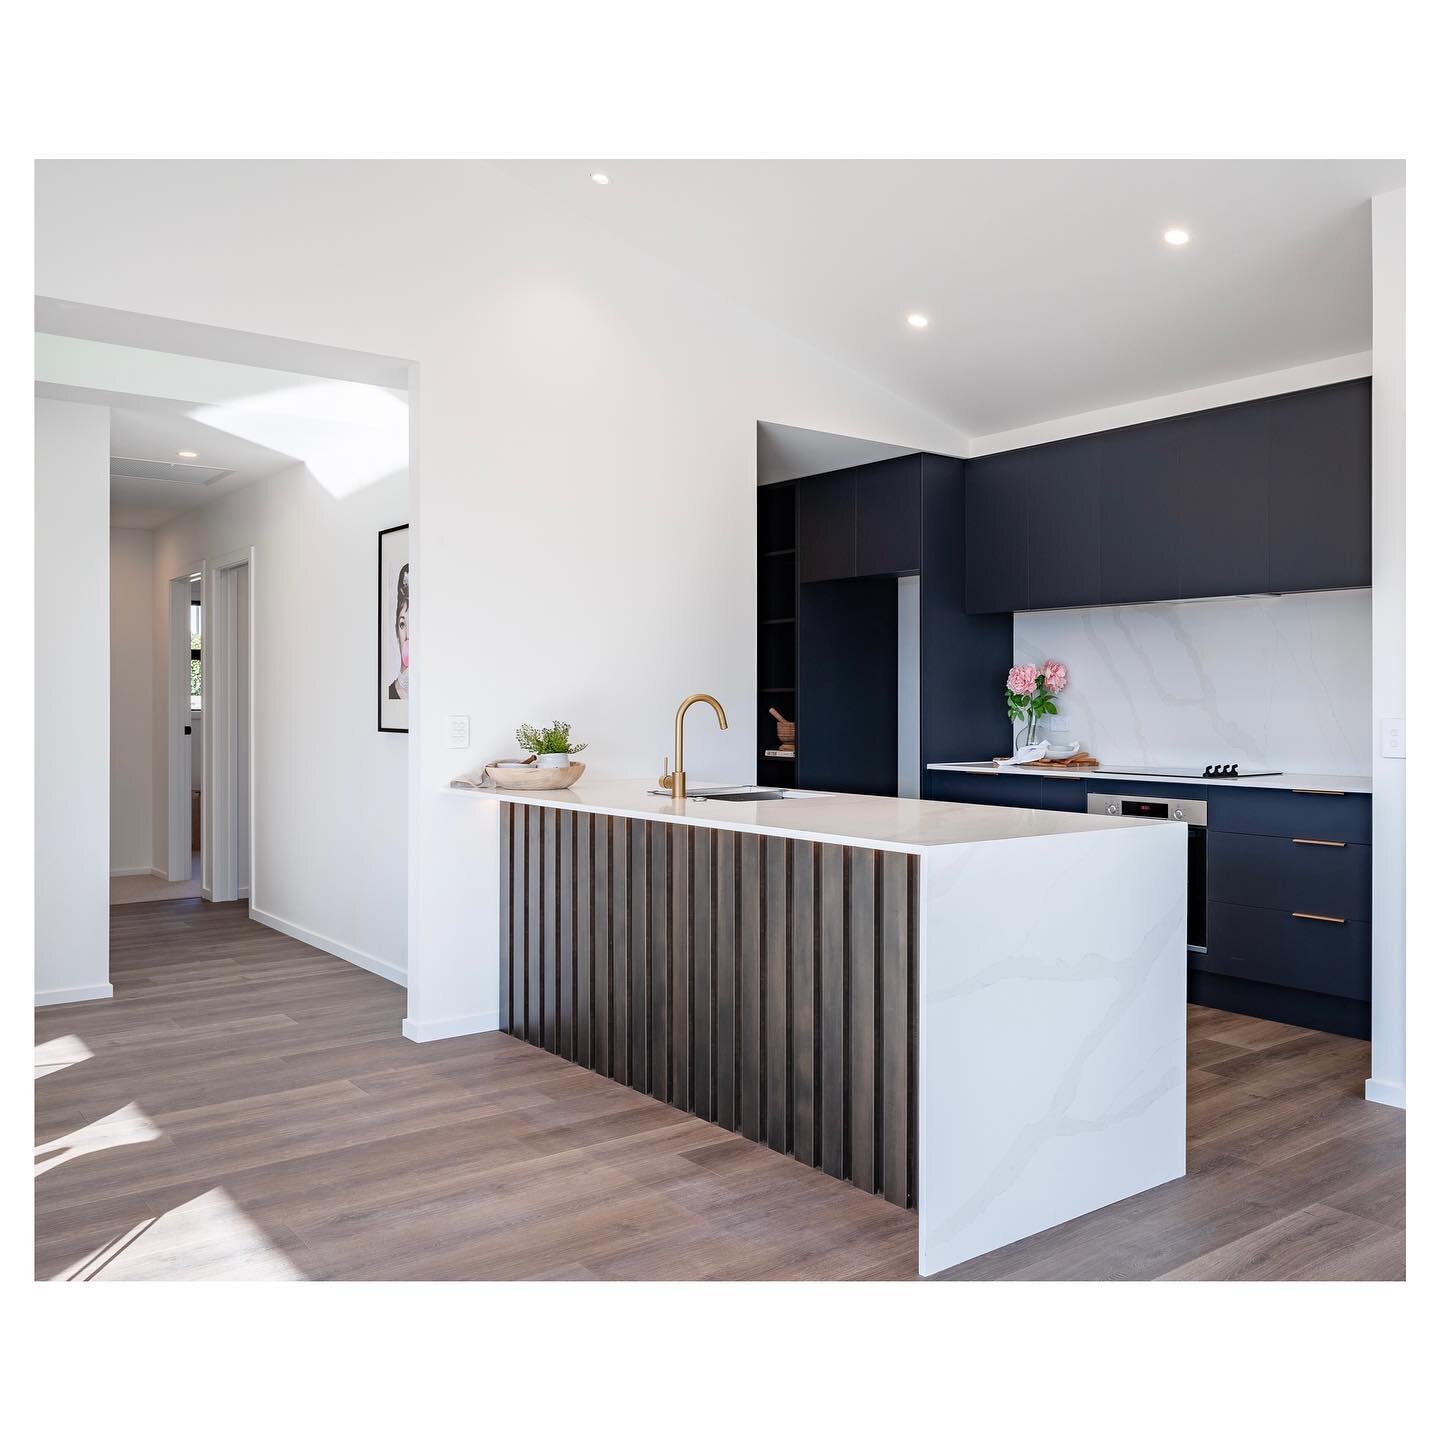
[165,569,203,883]
[205,546,255,906]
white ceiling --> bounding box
[502,158,1402,436]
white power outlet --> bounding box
[1050,714,1072,734]
[446,715,471,749]
[1380,716,1405,759]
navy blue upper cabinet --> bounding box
[1175,401,1271,598]
[795,469,857,583]
[962,379,1372,613]
[1027,435,1103,609]
[1097,421,1183,604]
[964,453,1030,613]
[855,455,922,576]
[1265,379,1372,592]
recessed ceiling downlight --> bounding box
[590,172,611,186]
[1163,228,1191,246]
[906,313,930,329]
[177,450,199,458]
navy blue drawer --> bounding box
[1206,785,1371,842]
[1199,901,1371,1001]
[1208,830,1371,921]
[926,771,1087,812]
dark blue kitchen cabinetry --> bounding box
[789,454,1010,799]
[963,451,1030,613]
[1174,401,1270,598]
[796,468,857,583]
[963,379,1373,614]
[1200,783,1372,1038]
[925,769,1088,812]
[1266,380,1372,593]
[1026,436,1103,610]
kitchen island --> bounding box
[465,780,1188,1276]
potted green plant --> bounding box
[515,720,588,769]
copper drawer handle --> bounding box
[1292,837,1346,848]
[1293,788,1345,796]
[1292,911,1347,925]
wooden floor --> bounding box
[34,900,1404,1281]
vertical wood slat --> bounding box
[512,806,527,1038]
[650,823,670,1102]
[671,825,691,1113]
[765,837,789,1153]
[738,833,764,1142]
[849,849,878,1194]
[714,830,737,1132]
[881,850,910,1207]
[629,819,649,1093]
[575,814,592,1068]
[558,810,574,1058]
[593,819,611,1077]
[790,841,816,1166]
[496,806,918,1211]
[526,807,543,1047]
[610,819,628,1085]
[819,843,847,1180]
[498,804,512,1035]
[542,809,559,1053]
[691,827,714,1121]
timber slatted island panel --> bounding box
[469,779,1188,1276]
[499,806,918,1207]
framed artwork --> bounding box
[378,524,410,733]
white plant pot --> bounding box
[535,753,572,769]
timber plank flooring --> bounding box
[34,900,1403,1281]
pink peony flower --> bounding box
[1042,660,1068,694]
[1007,663,1038,696]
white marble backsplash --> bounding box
[1013,590,1372,774]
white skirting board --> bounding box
[1365,1078,1406,1109]
[36,982,115,1007]
[402,1011,500,1043]
[249,906,407,988]
[109,866,166,877]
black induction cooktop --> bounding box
[1097,764,1282,780]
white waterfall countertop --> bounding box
[456,778,1155,854]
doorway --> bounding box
[205,550,252,904]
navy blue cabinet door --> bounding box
[1266,379,1372,592]
[1097,420,1182,604]
[1026,436,1103,609]
[964,454,1029,612]
[1175,402,1271,598]
[796,470,856,583]
[855,455,922,576]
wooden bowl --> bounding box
[485,761,586,790]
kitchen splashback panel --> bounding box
[1013,590,1371,775]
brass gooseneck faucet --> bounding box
[659,693,728,800]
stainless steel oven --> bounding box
[1087,792,1208,952]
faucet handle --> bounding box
[659,757,674,790]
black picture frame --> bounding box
[378,523,410,733]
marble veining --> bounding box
[918,823,1187,1274]
[1014,589,1371,773]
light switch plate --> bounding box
[1380,716,1405,759]
[1050,715,1072,734]
[446,715,471,749]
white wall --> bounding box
[1368,190,1405,1108]
[34,160,971,1041]
[1013,590,1372,775]
[36,399,112,1005]
[151,458,409,982]
[110,527,155,873]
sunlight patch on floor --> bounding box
[35,1034,94,1079]
[46,1187,307,1281]
[34,1101,161,1177]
